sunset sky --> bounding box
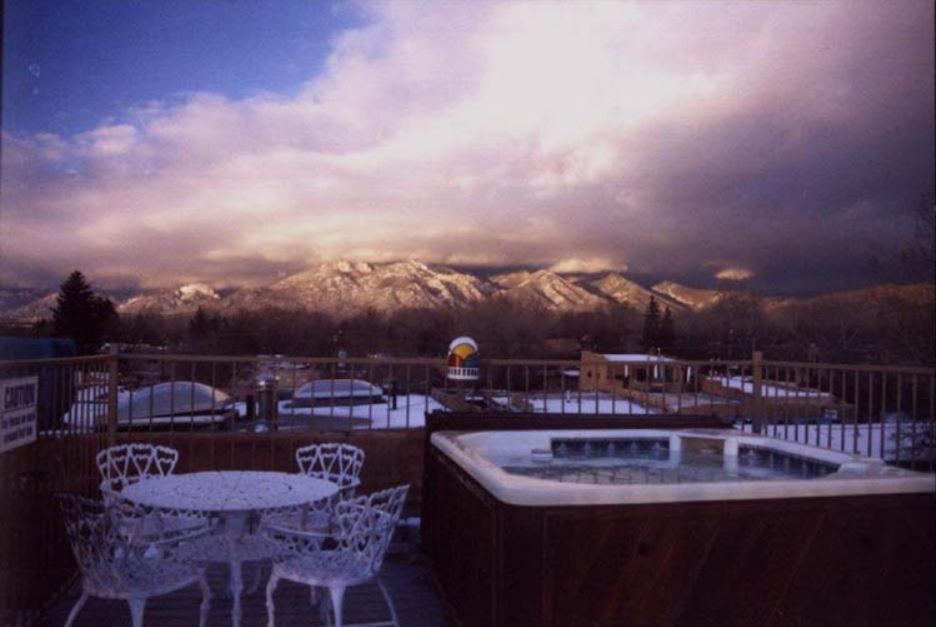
[1,0,933,293]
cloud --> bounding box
[0,1,932,291]
[715,268,754,281]
[77,124,138,157]
[550,258,624,274]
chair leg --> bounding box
[328,585,347,627]
[64,591,89,627]
[247,561,264,595]
[127,597,146,627]
[377,578,400,627]
[265,572,280,627]
[198,574,212,627]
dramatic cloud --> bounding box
[550,258,625,274]
[715,268,754,282]
[1,0,933,291]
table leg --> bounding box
[229,558,243,627]
[224,511,249,627]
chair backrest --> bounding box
[333,484,409,574]
[295,443,365,489]
[96,443,179,495]
[56,493,139,591]
[57,493,195,594]
[57,494,112,574]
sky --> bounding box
[1,0,933,294]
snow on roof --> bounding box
[238,391,659,430]
[113,382,230,420]
[600,354,676,363]
[62,381,231,428]
[293,379,384,399]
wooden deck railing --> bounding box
[1,350,933,465]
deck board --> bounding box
[43,548,450,626]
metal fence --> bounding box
[2,350,933,469]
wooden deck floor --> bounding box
[43,542,450,626]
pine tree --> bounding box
[189,307,211,338]
[51,270,118,354]
[641,296,661,351]
[659,306,675,352]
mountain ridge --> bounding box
[1,262,932,322]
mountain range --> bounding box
[0,260,930,322]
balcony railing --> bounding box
[0,353,936,469]
[0,349,933,623]
[1,350,933,468]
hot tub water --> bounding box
[502,435,839,485]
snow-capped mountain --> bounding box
[0,286,46,313]
[651,281,726,311]
[491,270,606,311]
[591,273,684,312]
[1,292,58,322]
[0,267,755,321]
[230,260,489,317]
[6,262,929,322]
[118,283,222,316]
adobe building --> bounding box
[579,351,687,394]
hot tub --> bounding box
[424,428,935,626]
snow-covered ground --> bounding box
[737,421,934,463]
[233,391,657,429]
[272,394,444,429]
[59,388,658,433]
[492,392,656,416]
[56,385,933,467]
[712,375,834,399]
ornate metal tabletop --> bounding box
[122,470,338,513]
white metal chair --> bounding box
[57,493,211,627]
[95,443,209,540]
[265,442,367,535]
[265,485,409,627]
[237,442,365,600]
[295,442,365,491]
[95,443,180,497]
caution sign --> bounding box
[1,376,38,454]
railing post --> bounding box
[752,350,763,434]
[107,344,119,446]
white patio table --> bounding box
[121,470,339,627]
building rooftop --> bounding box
[595,353,676,363]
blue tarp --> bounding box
[1,337,77,428]
[0,337,76,360]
